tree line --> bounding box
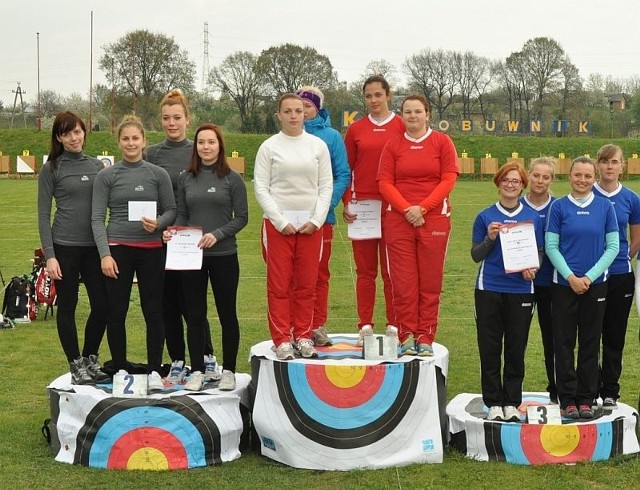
[7,30,640,138]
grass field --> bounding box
[0,177,639,488]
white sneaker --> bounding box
[503,405,521,422]
[276,342,295,360]
[203,355,222,381]
[296,338,318,358]
[184,371,204,391]
[218,370,236,391]
[167,360,187,385]
[357,324,373,346]
[486,406,504,421]
[148,371,164,392]
[385,325,399,344]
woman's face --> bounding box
[363,82,391,116]
[528,163,554,196]
[597,150,623,184]
[301,99,318,121]
[402,99,428,134]
[196,129,220,165]
[498,169,524,199]
[277,98,304,135]
[569,162,596,197]
[161,104,189,142]
[118,125,145,161]
[56,123,85,153]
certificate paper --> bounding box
[499,221,540,273]
[128,201,157,221]
[165,226,203,271]
[347,200,382,240]
[282,210,312,230]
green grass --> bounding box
[0,178,639,488]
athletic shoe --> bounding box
[400,335,418,356]
[603,397,617,408]
[166,360,187,385]
[549,393,558,404]
[385,325,399,344]
[203,355,222,382]
[561,404,579,419]
[503,405,521,422]
[356,324,373,346]
[218,370,236,391]
[296,338,318,359]
[185,371,204,391]
[486,406,504,421]
[147,371,164,392]
[70,357,94,385]
[311,326,333,346]
[276,342,295,360]
[578,404,594,419]
[417,343,434,357]
[85,355,111,383]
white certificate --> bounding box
[499,221,540,273]
[128,201,157,221]
[282,210,312,230]
[165,226,203,271]
[347,200,382,240]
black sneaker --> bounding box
[70,357,94,385]
[578,404,594,419]
[603,397,617,408]
[85,355,111,383]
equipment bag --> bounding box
[2,275,32,320]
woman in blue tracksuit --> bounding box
[294,86,351,346]
[592,144,640,408]
[545,156,619,419]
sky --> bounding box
[2,0,639,109]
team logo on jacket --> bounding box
[81,175,89,181]
[207,187,216,193]
[135,185,144,192]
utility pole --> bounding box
[11,82,27,128]
[202,22,210,94]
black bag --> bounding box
[2,275,31,319]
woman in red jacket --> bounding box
[378,94,459,355]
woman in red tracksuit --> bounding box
[378,94,459,356]
[343,75,405,345]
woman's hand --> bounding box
[162,229,173,243]
[297,222,318,235]
[141,216,159,233]
[404,205,424,226]
[198,232,218,249]
[343,204,357,224]
[46,257,63,280]
[281,224,297,235]
[522,268,537,281]
[487,222,502,241]
[101,256,119,279]
[568,274,590,294]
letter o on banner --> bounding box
[438,120,450,132]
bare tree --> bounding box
[209,51,265,133]
[404,49,457,119]
[557,58,581,119]
[255,43,337,96]
[453,51,491,118]
[99,29,196,126]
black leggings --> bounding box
[181,254,240,373]
[53,244,107,362]
[104,246,165,373]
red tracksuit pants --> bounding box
[351,233,395,329]
[262,219,322,346]
[383,211,451,345]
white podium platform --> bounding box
[46,372,251,470]
[249,335,449,470]
[447,392,640,465]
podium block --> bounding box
[458,157,475,174]
[250,336,449,470]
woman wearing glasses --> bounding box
[546,156,619,419]
[592,145,640,409]
[471,162,543,422]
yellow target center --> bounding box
[540,425,581,457]
[324,365,367,388]
[126,447,169,470]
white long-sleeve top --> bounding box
[254,130,333,231]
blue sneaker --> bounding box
[417,343,434,357]
[400,335,417,356]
